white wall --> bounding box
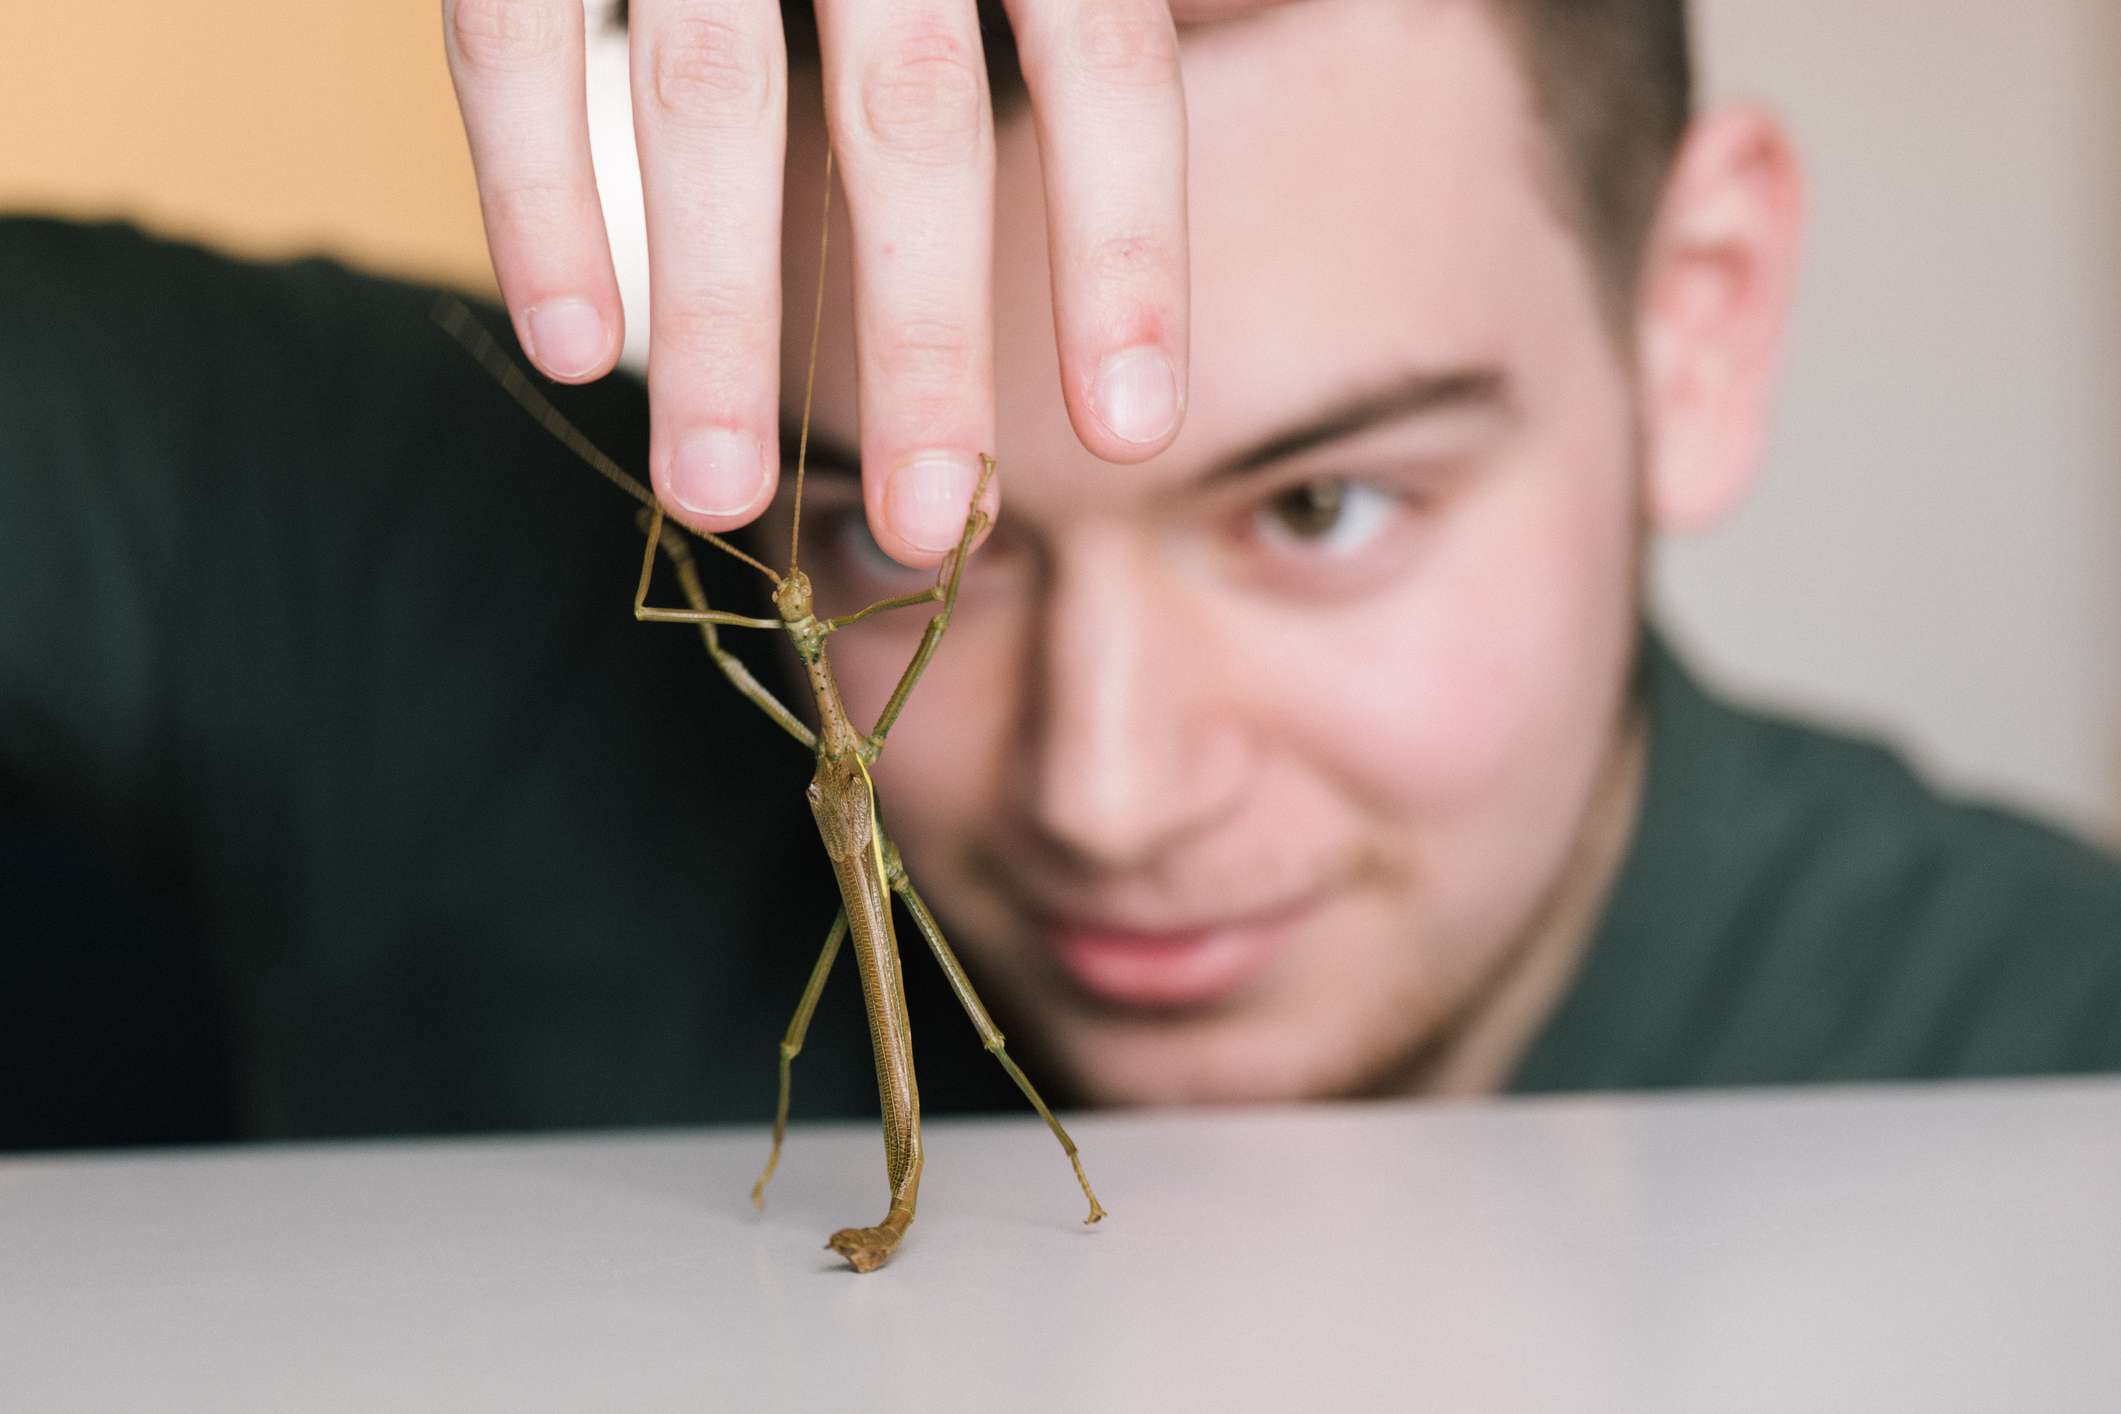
[1660,0,2121,840]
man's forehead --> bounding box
[777,0,1588,502]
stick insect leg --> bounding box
[633,509,816,752]
[881,835,1107,1224]
[751,909,848,1209]
[823,586,941,634]
[864,455,997,755]
[631,505,786,632]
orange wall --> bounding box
[1,1,494,289]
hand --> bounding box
[443,0,1283,562]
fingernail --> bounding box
[670,426,766,517]
[525,297,610,379]
[1091,346,1179,445]
[886,453,980,554]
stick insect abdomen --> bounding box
[806,750,918,1177]
[807,744,924,1271]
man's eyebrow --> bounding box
[1204,367,1511,483]
[775,368,1508,481]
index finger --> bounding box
[443,0,625,383]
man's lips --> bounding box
[1038,894,1321,1010]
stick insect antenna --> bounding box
[432,296,782,586]
[788,147,834,574]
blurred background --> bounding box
[3,0,2114,840]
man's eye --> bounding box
[826,507,929,587]
[1252,477,1396,556]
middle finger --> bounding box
[815,0,998,564]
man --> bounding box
[2,0,2115,1150]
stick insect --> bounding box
[434,154,1103,1273]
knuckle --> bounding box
[1066,1,1180,93]
[877,317,978,392]
[483,177,595,243]
[857,29,987,165]
[1082,230,1181,293]
[650,10,776,125]
[449,0,569,75]
[653,294,764,364]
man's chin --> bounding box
[1049,1013,1363,1108]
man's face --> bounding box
[774,0,1646,1103]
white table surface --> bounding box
[4,1078,2117,1413]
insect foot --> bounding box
[826,1223,904,1273]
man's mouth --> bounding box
[1038,893,1322,1010]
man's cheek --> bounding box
[1292,587,1544,816]
[1298,547,1616,816]
[858,631,1018,838]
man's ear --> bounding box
[1636,104,1807,533]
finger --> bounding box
[1004,0,1189,462]
[443,0,623,383]
[629,0,789,531]
[815,0,999,566]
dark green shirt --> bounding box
[4,221,2116,1150]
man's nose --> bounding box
[1023,543,1246,872]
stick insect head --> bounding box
[772,568,816,624]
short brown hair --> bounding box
[614,0,1691,303]
[1491,0,1693,306]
